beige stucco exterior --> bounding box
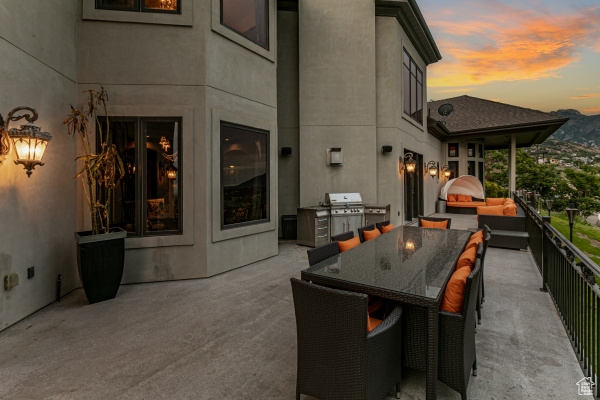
[1,0,443,331]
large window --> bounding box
[221,0,269,49]
[96,0,180,13]
[403,49,423,124]
[221,122,269,228]
[100,117,182,236]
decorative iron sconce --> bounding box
[165,163,178,180]
[441,165,451,179]
[426,161,438,179]
[0,106,52,177]
[399,152,416,174]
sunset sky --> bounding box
[417,0,600,115]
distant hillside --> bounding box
[550,109,600,148]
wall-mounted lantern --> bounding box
[441,165,451,179]
[0,106,52,177]
[165,163,178,180]
[399,152,416,174]
[426,161,438,179]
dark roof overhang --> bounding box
[375,0,442,65]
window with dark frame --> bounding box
[221,121,269,229]
[478,144,484,158]
[99,117,183,237]
[221,0,269,49]
[448,161,459,180]
[448,143,458,158]
[468,143,475,157]
[96,0,180,14]
[403,49,423,124]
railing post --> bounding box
[541,216,551,292]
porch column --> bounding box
[508,134,516,195]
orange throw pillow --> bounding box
[486,197,505,206]
[380,223,394,234]
[477,205,504,215]
[363,228,381,241]
[503,198,515,205]
[367,316,383,332]
[456,246,477,271]
[447,194,457,202]
[504,203,517,216]
[457,194,471,202]
[470,230,484,242]
[338,236,360,252]
[441,266,471,313]
[420,219,448,229]
[465,237,480,251]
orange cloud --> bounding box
[570,93,600,99]
[437,88,475,93]
[427,5,600,88]
[584,107,600,113]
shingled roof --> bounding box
[427,95,569,149]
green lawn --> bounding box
[550,213,600,267]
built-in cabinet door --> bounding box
[347,215,362,235]
[330,217,346,238]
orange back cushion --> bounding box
[503,203,517,216]
[338,236,360,252]
[503,198,515,205]
[465,237,481,251]
[363,228,381,241]
[367,316,383,332]
[456,246,477,271]
[470,231,484,242]
[441,267,471,313]
[380,223,395,234]
[447,194,457,202]
[486,197,505,206]
[477,205,505,215]
[457,194,472,202]
[420,219,448,229]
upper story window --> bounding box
[221,121,269,229]
[100,117,183,237]
[221,0,269,49]
[96,0,180,14]
[403,49,423,125]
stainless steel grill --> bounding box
[364,203,391,226]
[325,193,364,238]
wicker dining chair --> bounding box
[476,226,492,324]
[291,278,403,400]
[375,220,390,231]
[357,224,376,243]
[438,255,482,400]
[306,242,340,266]
[417,215,452,229]
[331,231,355,243]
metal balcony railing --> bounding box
[515,193,600,398]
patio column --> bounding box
[508,134,516,195]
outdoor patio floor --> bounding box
[0,214,592,399]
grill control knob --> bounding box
[344,209,347,213]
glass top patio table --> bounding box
[300,225,471,400]
[301,225,471,302]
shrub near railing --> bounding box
[514,193,600,398]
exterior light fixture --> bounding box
[426,161,438,179]
[533,192,541,212]
[441,165,451,179]
[165,163,177,180]
[399,152,416,174]
[545,198,553,217]
[0,106,52,177]
[565,203,577,242]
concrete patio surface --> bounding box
[0,214,592,399]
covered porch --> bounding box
[0,214,590,399]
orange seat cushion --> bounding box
[486,197,505,206]
[380,223,394,234]
[447,194,458,202]
[441,266,471,313]
[456,246,477,271]
[446,201,487,208]
[504,203,518,216]
[363,228,381,241]
[338,236,360,252]
[477,205,505,215]
[470,230,484,242]
[457,194,472,202]
[420,219,448,229]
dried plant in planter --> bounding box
[64,87,124,235]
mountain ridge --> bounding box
[550,109,600,148]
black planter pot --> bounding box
[75,228,126,304]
